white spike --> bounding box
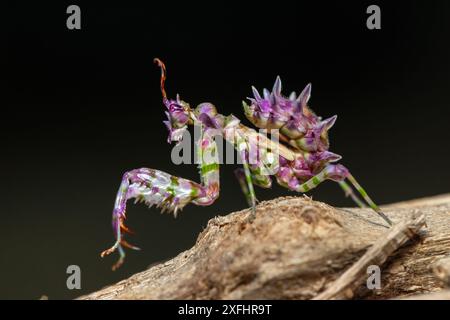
[272,76,282,94]
[251,86,262,100]
[322,115,337,130]
[289,91,297,101]
[297,83,312,105]
[324,151,342,162]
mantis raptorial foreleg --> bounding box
[101,125,220,270]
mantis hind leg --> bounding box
[277,163,392,226]
[326,165,392,226]
[338,180,367,208]
[345,173,392,226]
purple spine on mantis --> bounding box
[244,77,337,152]
[243,78,345,191]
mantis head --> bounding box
[154,58,192,144]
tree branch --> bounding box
[79,194,450,300]
[313,213,426,299]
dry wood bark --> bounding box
[80,194,450,300]
[313,213,426,300]
[396,290,450,300]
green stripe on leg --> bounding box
[312,176,321,185]
[201,163,219,175]
[347,173,392,226]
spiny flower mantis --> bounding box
[101,58,392,270]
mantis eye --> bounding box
[163,116,188,144]
[163,105,190,144]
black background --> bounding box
[5,1,450,299]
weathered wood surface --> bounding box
[80,194,450,300]
[313,213,426,299]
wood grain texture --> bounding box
[79,194,450,300]
[313,213,426,299]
